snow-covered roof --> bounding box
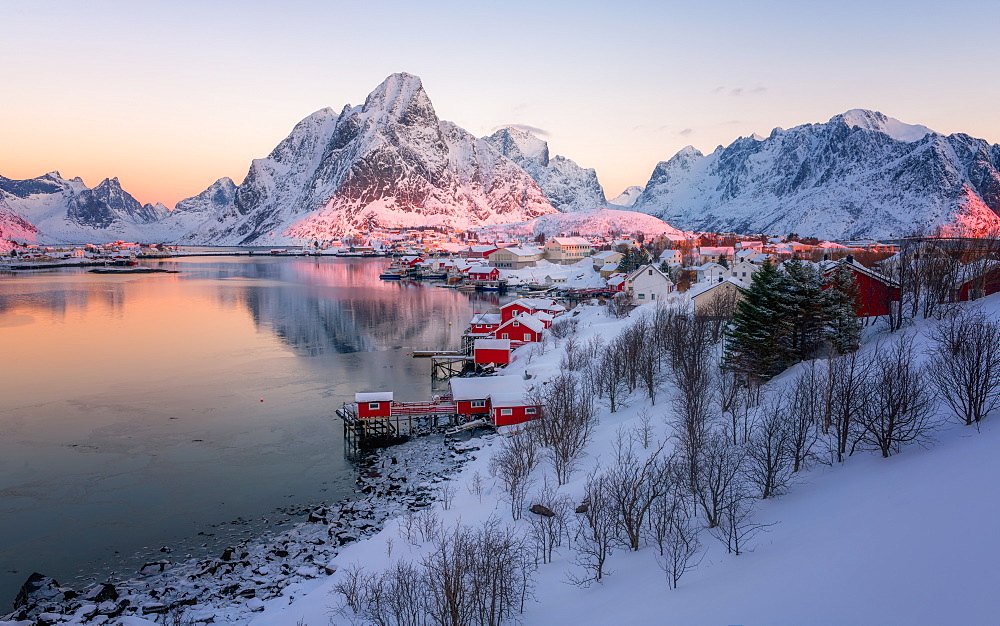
[501,297,565,313]
[699,246,735,255]
[489,392,535,408]
[498,313,546,333]
[490,246,542,258]
[470,313,502,325]
[593,250,622,261]
[450,375,524,400]
[695,262,724,271]
[547,236,592,247]
[355,392,393,403]
[687,277,744,299]
[474,338,511,351]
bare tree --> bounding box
[569,469,616,587]
[593,342,630,413]
[824,349,872,463]
[692,432,745,529]
[527,481,573,565]
[528,372,596,485]
[605,431,670,551]
[490,432,539,520]
[744,395,793,499]
[655,504,702,589]
[855,334,937,457]
[928,310,1000,428]
[785,364,823,473]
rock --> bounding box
[12,572,66,609]
[529,504,556,517]
[575,502,590,514]
[84,583,119,603]
[139,560,170,574]
[221,547,235,561]
[247,598,266,612]
[141,602,169,614]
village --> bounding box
[341,232,1000,451]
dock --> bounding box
[338,398,464,452]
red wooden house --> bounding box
[489,393,541,427]
[448,375,540,426]
[354,392,393,418]
[822,259,900,317]
[493,313,545,344]
[469,313,502,334]
[474,338,511,365]
[953,260,1000,302]
[468,267,501,282]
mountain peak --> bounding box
[485,127,550,166]
[362,72,435,125]
[833,109,935,142]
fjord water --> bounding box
[0,256,492,607]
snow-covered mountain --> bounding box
[183,73,557,244]
[0,196,38,251]
[609,185,644,207]
[475,207,687,240]
[483,127,607,212]
[0,172,185,243]
[631,109,1000,239]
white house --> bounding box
[698,246,735,264]
[694,262,727,284]
[625,264,675,303]
[658,249,682,265]
[592,250,624,275]
[725,260,758,286]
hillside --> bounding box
[248,293,1000,626]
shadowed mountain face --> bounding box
[630,109,1000,239]
[185,73,557,245]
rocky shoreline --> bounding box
[2,433,486,625]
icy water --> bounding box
[0,256,501,608]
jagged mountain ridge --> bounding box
[609,186,644,207]
[0,196,38,251]
[0,172,186,243]
[483,127,607,212]
[631,109,1000,239]
[185,73,558,244]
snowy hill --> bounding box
[631,109,1000,239]
[242,293,1000,626]
[475,207,687,239]
[484,127,608,213]
[182,73,557,245]
[0,172,186,243]
[0,196,38,250]
[609,185,644,207]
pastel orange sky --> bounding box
[3,0,999,208]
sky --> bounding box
[3,0,1000,208]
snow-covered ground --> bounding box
[7,293,1000,625]
[500,258,607,289]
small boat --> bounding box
[379,270,406,280]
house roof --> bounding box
[501,298,566,313]
[593,250,622,261]
[355,392,393,403]
[497,313,546,333]
[547,237,592,247]
[687,277,744,299]
[474,338,511,351]
[490,246,542,258]
[470,313,502,325]
[450,375,525,400]
[490,392,535,408]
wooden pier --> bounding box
[339,399,462,452]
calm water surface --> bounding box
[0,256,500,607]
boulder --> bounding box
[529,504,556,517]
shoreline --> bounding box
[3,432,485,624]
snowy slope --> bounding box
[484,127,608,212]
[183,73,557,245]
[0,172,187,243]
[475,207,687,239]
[0,196,38,250]
[609,185,644,207]
[247,293,1000,626]
[632,109,1000,239]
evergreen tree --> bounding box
[724,262,793,380]
[784,260,827,361]
[616,247,651,274]
[719,256,729,269]
[823,262,862,354]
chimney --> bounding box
[846,254,854,264]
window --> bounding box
[525,407,537,415]
[368,402,380,410]
[502,333,508,339]
[648,269,653,275]
[471,399,487,408]
[523,333,531,341]
[500,408,513,416]
[513,321,519,327]
[638,293,645,299]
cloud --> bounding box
[490,123,550,137]
[679,128,694,136]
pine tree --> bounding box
[724,262,793,380]
[823,262,862,354]
[784,260,827,361]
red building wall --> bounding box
[492,405,541,426]
[456,399,490,415]
[357,401,391,418]
[474,347,511,365]
[852,270,900,317]
[957,267,1000,301]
